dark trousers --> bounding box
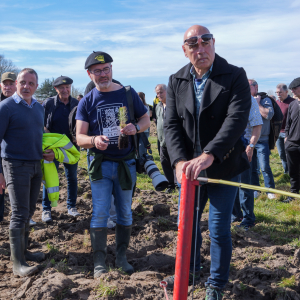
[0,191,4,222]
[285,144,300,193]
[2,159,42,229]
[160,146,175,188]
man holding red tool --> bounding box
[164,25,251,299]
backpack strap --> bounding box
[125,86,139,156]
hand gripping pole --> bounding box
[173,173,199,300]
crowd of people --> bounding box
[0,23,300,300]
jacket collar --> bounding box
[174,53,232,81]
[1,93,7,101]
[54,95,73,106]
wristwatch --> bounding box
[134,124,140,133]
[249,144,255,148]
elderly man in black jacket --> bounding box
[164,25,251,299]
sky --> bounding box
[0,0,299,104]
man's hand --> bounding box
[0,173,6,194]
[120,123,137,136]
[245,145,254,162]
[284,137,287,143]
[182,153,214,181]
[175,161,186,184]
[43,149,55,162]
[95,135,109,151]
[254,95,261,104]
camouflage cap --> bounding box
[1,72,17,83]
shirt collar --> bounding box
[190,64,213,81]
[12,92,37,107]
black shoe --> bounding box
[236,223,255,231]
[115,224,134,274]
[282,196,295,203]
[165,188,175,194]
[163,271,201,290]
[90,227,108,278]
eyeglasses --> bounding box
[89,66,111,76]
[184,33,213,46]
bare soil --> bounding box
[0,166,300,300]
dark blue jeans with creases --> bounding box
[178,175,238,289]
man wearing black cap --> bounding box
[42,76,79,222]
[284,78,300,203]
[76,51,150,278]
[0,72,17,223]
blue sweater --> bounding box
[0,97,44,173]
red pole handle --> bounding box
[173,173,197,300]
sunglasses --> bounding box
[184,33,213,46]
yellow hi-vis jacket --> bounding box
[42,133,80,207]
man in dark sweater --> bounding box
[0,68,54,277]
[0,72,17,222]
[284,78,300,203]
[275,83,295,174]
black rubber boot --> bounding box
[9,228,39,277]
[24,223,45,262]
[115,224,134,274]
[90,227,107,278]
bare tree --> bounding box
[71,86,84,99]
[0,54,20,80]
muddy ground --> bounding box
[1,164,300,299]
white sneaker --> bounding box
[107,219,116,229]
[29,219,36,227]
[68,207,80,217]
[254,191,260,198]
[267,193,276,199]
[42,210,52,223]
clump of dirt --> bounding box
[0,166,300,299]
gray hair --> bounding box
[17,68,38,83]
[276,83,288,91]
[248,79,258,86]
[155,84,167,91]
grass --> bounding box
[278,275,296,288]
[95,279,118,297]
[46,241,59,256]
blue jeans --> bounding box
[178,176,238,289]
[232,161,255,226]
[90,159,137,228]
[87,151,117,223]
[276,132,288,174]
[42,159,78,211]
[251,141,275,189]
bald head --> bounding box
[183,25,210,43]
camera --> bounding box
[137,153,168,191]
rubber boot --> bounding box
[9,228,39,277]
[24,223,45,262]
[90,227,107,278]
[115,224,134,274]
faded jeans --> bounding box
[90,159,136,228]
[2,159,42,229]
[276,132,288,174]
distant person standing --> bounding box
[249,79,276,199]
[284,78,300,203]
[42,76,79,222]
[0,72,17,223]
[156,84,176,193]
[152,93,161,154]
[77,94,84,101]
[137,92,150,158]
[275,83,295,174]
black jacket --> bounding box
[164,54,251,180]
[43,95,78,131]
[285,99,300,146]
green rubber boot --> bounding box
[9,228,39,277]
[115,224,134,275]
[90,227,107,278]
[24,223,45,262]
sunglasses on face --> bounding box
[184,33,213,46]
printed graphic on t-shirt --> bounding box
[96,103,122,145]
